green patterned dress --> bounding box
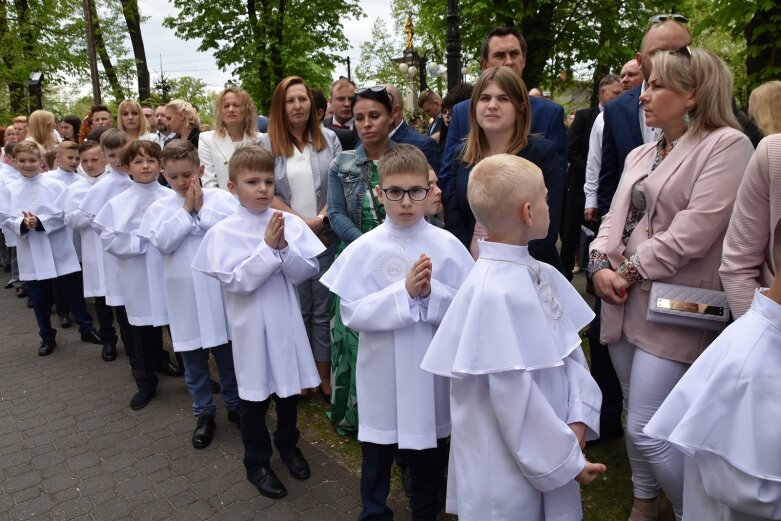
[327,161,384,434]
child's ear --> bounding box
[518,201,532,226]
[197,164,205,178]
[227,181,237,195]
[375,185,384,202]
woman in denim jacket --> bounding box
[326,86,396,432]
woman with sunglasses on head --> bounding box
[259,76,342,400]
[444,66,565,273]
[588,48,754,521]
[326,85,396,432]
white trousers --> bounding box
[609,338,689,520]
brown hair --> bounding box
[12,140,41,158]
[461,67,531,166]
[377,144,429,183]
[228,144,274,183]
[329,77,356,98]
[100,128,130,151]
[268,76,326,157]
[78,140,102,155]
[417,90,441,109]
[213,86,258,139]
[161,139,200,167]
[44,149,57,170]
[119,140,162,166]
[57,141,80,154]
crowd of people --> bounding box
[0,13,779,521]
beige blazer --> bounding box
[591,127,754,363]
[198,130,262,190]
[720,134,781,318]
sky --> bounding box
[136,0,393,91]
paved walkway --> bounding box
[0,284,412,520]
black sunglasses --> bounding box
[355,86,387,96]
[649,14,689,24]
[669,45,692,59]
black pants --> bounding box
[358,439,447,521]
[130,325,163,391]
[588,299,624,438]
[240,394,300,475]
[560,188,585,280]
[27,272,93,341]
[111,305,135,364]
[93,296,117,343]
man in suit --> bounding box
[560,74,621,279]
[417,90,443,139]
[323,77,359,151]
[439,27,568,191]
[384,84,442,172]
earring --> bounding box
[683,112,691,126]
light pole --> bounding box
[446,0,462,90]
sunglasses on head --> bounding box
[650,13,689,24]
[669,45,692,59]
[355,86,387,96]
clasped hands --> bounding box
[406,254,432,299]
[592,268,631,305]
[22,211,38,231]
[264,211,288,250]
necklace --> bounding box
[388,231,421,251]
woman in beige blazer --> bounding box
[588,48,754,520]
[198,87,262,190]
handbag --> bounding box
[646,282,730,331]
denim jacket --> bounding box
[327,141,396,244]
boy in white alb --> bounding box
[192,145,323,500]
[644,219,781,520]
[321,145,474,520]
[48,141,82,186]
[138,140,240,449]
[1,143,24,293]
[55,139,119,361]
[94,140,172,410]
[421,154,606,521]
[0,141,101,355]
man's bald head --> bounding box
[637,20,691,81]
[620,59,643,91]
[383,84,404,126]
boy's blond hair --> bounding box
[12,140,41,158]
[467,154,543,233]
[99,128,130,151]
[228,144,275,183]
[161,139,200,168]
[119,140,162,166]
[377,144,429,184]
[57,141,79,154]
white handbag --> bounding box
[646,282,730,331]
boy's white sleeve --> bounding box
[278,243,319,285]
[141,207,195,255]
[418,278,460,325]
[488,370,585,492]
[207,241,285,295]
[100,229,147,259]
[563,348,602,441]
[35,210,66,235]
[340,279,421,332]
[65,208,92,231]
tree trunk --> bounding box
[246,0,269,111]
[521,0,556,91]
[119,0,150,100]
[90,0,124,100]
[745,1,781,89]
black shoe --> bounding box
[130,388,157,410]
[154,361,184,377]
[80,329,102,344]
[247,465,287,499]
[59,315,72,328]
[401,464,413,498]
[192,415,216,449]
[279,447,310,480]
[4,280,12,289]
[227,407,241,429]
[102,340,117,362]
[210,378,221,393]
[37,338,56,356]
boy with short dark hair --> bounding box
[49,141,82,186]
[192,144,323,499]
[321,144,474,520]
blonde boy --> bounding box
[421,154,606,521]
[49,141,82,186]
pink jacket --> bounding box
[590,127,754,363]
[720,134,781,318]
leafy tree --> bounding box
[164,0,364,112]
[355,18,408,86]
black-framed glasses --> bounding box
[380,186,430,201]
[355,86,387,96]
[649,13,689,24]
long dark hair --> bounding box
[62,115,82,143]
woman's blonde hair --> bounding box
[652,47,740,137]
[461,67,531,166]
[166,99,201,131]
[268,76,326,157]
[213,87,258,139]
[748,80,781,136]
[116,99,150,136]
[27,110,56,151]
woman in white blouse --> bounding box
[260,76,342,398]
[117,99,159,144]
[199,87,262,189]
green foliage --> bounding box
[164,0,364,113]
[147,75,216,125]
[355,18,408,86]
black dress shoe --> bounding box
[102,340,117,361]
[247,465,287,499]
[227,407,241,429]
[4,280,13,289]
[401,464,413,498]
[130,388,157,410]
[59,315,72,328]
[192,415,216,449]
[154,361,184,377]
[80,330,102,345]
[37,338,56,356]
[210,378,221,393]
[279,447,310,480]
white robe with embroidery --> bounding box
[55,174,105,296]
[0,165,21,247]
[79,168,132,306]
[421,241,601,521]
[93,181,171,326]
[645,290,781,521]
[191,206,324,401]
[0,174,80,281]
[321,218,474,449]
[139,189,237,351]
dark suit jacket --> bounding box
[597,86,643,215]
[443,135,565,275]
[440,95,568,193]
[567,106,600,193]
[390,120,442,173]
[428,114,443,136]
[324,116,359,151]
[256,115,269,133]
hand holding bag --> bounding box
[646,282,730,331]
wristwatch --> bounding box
[318,214,330,227]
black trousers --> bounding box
[240,394,300,475]
[93,296,117,343]
[560,188,585,280]
[358,439,447,521]
[588,299,624,438]
[130,325,163,391]
[27,272,93,341]
[111,305,135,364]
